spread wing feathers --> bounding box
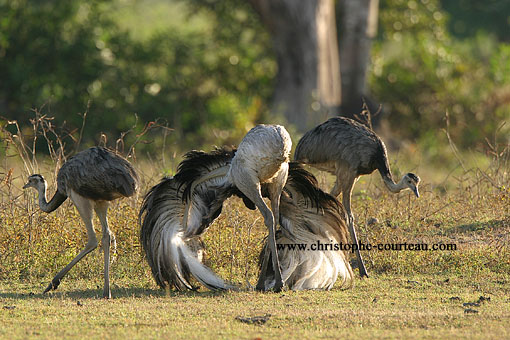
[139,176,236,291]
[175,146,237,202]
[294,117,391,176]
[259,166,353,290]
[281,162,340,212]
[57,147,139,201]
[140,149,353,292]
[174,146,247,237]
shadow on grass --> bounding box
[0,285,234,301]
[447,218,509,234]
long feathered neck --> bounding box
[381,175,407,193]
[35,181,67,213]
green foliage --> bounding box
[0,1,109,123]
[442,0,510,41]
[0,0,274,151]
[1,0,509,153]
[372,0,510,148]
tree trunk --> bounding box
[337,0,379,119]
[249,0,341,132]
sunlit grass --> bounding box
[1,273,509,340]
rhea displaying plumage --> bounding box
[139,147,244,290]
[258,163,353,290]
[23,147,139,298]
[179,124,292,292]
[294,117,420,277]
[140,149,353,291]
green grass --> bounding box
[1,273,509,339]
[1,179,509,339]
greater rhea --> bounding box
[23,147,139,298]
[294,117,420,277]
[180,125,291,291]
[229,124,291,291]
[258,163,353,290]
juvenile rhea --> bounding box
[23,147,138,298]
[294,117,420,277]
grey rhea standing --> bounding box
[23,147,139,298]
[228,125,292,292]
[178,125,292,292]
[294,117,420,278]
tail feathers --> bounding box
[178,237,237,291]
[258,217,354,291]
[156,225,236,291]
[260,238,353,291]
[140,176,237,291]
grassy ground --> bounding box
[0,131,509,338]
[1,273,509,340]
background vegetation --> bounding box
[1,0,509,154]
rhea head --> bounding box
[403,172,420,197]
[23,174,46,190]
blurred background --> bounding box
[0,0,509,172]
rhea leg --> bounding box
[256,167,288,291]
[95,201,112,299]
[231,168,284,292]
[331,178,342,198]
[330,165,370,278]
[256,243,271,291]
[44,192,98,294]
[268,164,288,236]
[339,175,369,278]
[266,165,288,290]
[239,181,282,291]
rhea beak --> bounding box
[413,187,420,198]
[23,182,30,189]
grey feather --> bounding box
[294,117,390,177]
[57,147,139,201]
[23,146,139,298]
[140,150,353,292]
[139,148,241,291]
[258,163,353,291]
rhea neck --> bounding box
[33,180,52,212]
[32,180,67,213]
[381,175,408,193]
